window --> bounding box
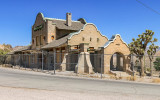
[32,39,34,44]
[36,36,39,46]
[82,37,85,41]
[90,37,92,41]
[40,35,43,45]
[97,38,99,42]
[51,35,54,40]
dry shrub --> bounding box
[152,78,160,83]
[110,75,116,79]
[126,76,136,81]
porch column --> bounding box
[60,46,68,71]
[75,43,93,74]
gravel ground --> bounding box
[0,86,159,100]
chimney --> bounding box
[66,13,72,26]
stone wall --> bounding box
[31,13,56,50]
[103,35,130,74]
[68,24,108,50]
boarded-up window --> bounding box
[40,35,43,45]
[36,36,39,46]
[56,48,60,63]
[32,39,34,44]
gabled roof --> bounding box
[67,23,108,40]
[103,34,128,48]
[50,19,85,30]
[41,23,109,49]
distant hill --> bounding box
[0,44,12,50]
[0,44,13,55]
[145,47,160,55]
[12,46,25,51]
[0,43,26,55]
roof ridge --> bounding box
[44,17,81,22]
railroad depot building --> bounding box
[12,13,131,74]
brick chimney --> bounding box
[66,13,72,26]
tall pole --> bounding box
[42,51,44,71]
[54,48,56,74]
[101,54,103,79]
[132,54,134,76]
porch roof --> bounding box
[41,35,70,49]
[7,45,31,54]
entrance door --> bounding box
[110,52,124,71]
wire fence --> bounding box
[0,52,160,78]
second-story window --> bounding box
[32,39,34,44]
[40,35,43,45]
[36,36,39,46]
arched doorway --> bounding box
[110,52,124,71]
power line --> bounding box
[136,0,160,15]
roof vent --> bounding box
[66,13,72,26]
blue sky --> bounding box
[0,0,160,47]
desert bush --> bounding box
[153,58,160,71]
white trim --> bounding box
[103,34,128,48]
[67,23,108,40]
[44,17,81,22]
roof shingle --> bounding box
[42,35,70,49]
[45,18,85,31]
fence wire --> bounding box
[0,52,160,78]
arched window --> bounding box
[32,39,34,44]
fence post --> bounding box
[143,55,146,74]
[101,54,103,79]
[150,59,153,78]
[19,54,20,69]
[131,54,134,76]
[42,51,44,71]
[54,49,56,74]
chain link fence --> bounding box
[0,52,160,78]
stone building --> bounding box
[11,12,131,74]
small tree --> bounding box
[153,58,160,71]
[129,30,157,76]
[147,44,159,76]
